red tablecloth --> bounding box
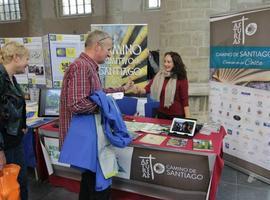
[126,116,226,200]
[38,116,226,200]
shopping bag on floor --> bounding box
[0,164,20,200]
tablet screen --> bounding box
[38,88,61,117]
[169,118,197,137]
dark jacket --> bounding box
[0,64,26,150]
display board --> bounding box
[23,37,46,86]
[209,7,270,181]
[91,24,148,89]
[42,34,84,88]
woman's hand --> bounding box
[22,128,28,134]
[0,151,6,170]
[135,86,146,95]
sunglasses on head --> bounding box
[98,36,110,42]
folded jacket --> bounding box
[59,90,132,191]
[90,90,132,148]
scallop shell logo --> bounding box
[245,23,257,36]
[153,163,165,174]
[59,60,71,73]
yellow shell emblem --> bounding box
[59,60,71,73]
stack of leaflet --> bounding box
[199,122,220,135]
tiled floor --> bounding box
[216,165,270,200]
[28,165,270,200]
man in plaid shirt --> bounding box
[59,30,134,200]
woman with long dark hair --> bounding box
[137,51,190,120]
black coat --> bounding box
[0,64,26,150]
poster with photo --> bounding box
[0,37,29,84]
[23,37,46,86]
[43,34,82,88]
[43,137,69,167]
[210,8,270,179]
[91,24,148,89]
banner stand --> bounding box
[209,7,270,184]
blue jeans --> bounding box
[5,142,28,200]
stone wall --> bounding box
[159,0,270,122]
[0,0,106,37]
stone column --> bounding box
[105,0,124,23]
[159,0,232,122]
[25,0,43,36]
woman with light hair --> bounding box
[0,41,29,200]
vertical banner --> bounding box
[91,24,148,89]
[210,8,270,180]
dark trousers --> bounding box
[5,142,28,200]
[156,110,184,120]
[79,171,111,200]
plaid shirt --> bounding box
[59,52,124,147]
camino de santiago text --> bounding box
[106,44,142,65]
[239,50,270,57]
[216,50,270,58]
[166,165,204,181]
[214,48,270,67]
[104,44,143,76]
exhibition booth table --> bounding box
[37,116,226,200]
[23,117,57,180]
